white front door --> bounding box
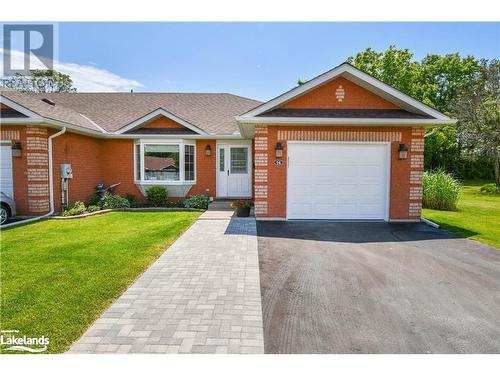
[0,141,14,199]
[287,142,390,220]
[217,144,252,198]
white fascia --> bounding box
[116,108,208,135]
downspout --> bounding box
[1,127,66,229]
[47,127,67,213]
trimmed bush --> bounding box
[86,205,101,213]
[124,193,137,204]
[422,171,461,211]
[102,194,130,209]
[63,201,86,216]
[184,195,209,210]
[167,200,186,208]
[480,183,499,194]
[145,186,168,207]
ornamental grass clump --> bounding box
[422,170,461,211]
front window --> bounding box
[144,144,180,181]
[135,141,195,184]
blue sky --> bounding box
[55,22,499,100]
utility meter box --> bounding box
[60,164,73,179]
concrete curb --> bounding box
[52,207,205,219]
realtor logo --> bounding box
[2,23,54,76]
[0,329,49,353]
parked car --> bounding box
[0,192,16,225]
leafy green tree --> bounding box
[347,46,420,98]
[1,70,76,93]
[452,59,500,190]
[348,47,484,179]
[348,46,478,113]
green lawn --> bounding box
[0,211,200,353]
[423,181,500,249]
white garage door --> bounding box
[287,142,390,220]
[1,141,14,199]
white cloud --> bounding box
[0,49,142,92]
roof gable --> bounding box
[118,108,207,135]
[279,76,399,110]
[239,63,451,121]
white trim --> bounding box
[215,141,253,198]
[285,141,391,222]
[237,117,456,125]
[0,95,43,118]
[134,139,197,185]
[238,63,451,121]
[116,108,208,135]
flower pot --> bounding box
[236,207,251,217]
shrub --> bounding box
[86,205,101,213]
[145,186,168,207]
[124,193,137,204]
[63,201,86,216]
[480,183,499,194]
[184,195,209,209]
[167,200,186,208]
[87,193,102,207]
[422,171,461,211]
[102,194,130,209]
[231,200,253,208]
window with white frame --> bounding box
[134,140,196,183]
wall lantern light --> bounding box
[12,142,22,157]
[398,144,408,160]
[205,144,212,156]
[275,142,283,158]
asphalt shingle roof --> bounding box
[0,90,262,135]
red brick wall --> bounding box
[141,116,186,129]
[281,77,399,109]
[189,140,216,197]
[51,131,103,212]
[100,139,143,198]
[254,125,423,221]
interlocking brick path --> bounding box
[69,217,264,354]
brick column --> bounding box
[254,125,268,217]
[26,126,50,213]
[409,127,424,219]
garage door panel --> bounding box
[287,142,389,220]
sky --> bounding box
[3,22,500,100]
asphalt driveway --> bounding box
[257,221,500,354]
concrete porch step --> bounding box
[208,200,234,211]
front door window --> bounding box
[230,147,248,174]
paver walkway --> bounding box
[70,216,264,354]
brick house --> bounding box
[0,63,454,221]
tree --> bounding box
[348,47,484,179]
[347,46,478,113]
[453,59,500,190]
[1,70,76,93]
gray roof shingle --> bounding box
[0,91,262,135]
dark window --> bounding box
[184,145,195,181]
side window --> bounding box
[219,148,225,172]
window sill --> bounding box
[134,180,196,185]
